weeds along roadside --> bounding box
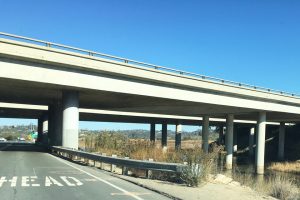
[81,132,224,186]
[81,132,300,199]
[232,165,300,200]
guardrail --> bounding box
[50,146,186,177]
[0,32,298,98]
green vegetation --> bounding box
[0,125,36,140]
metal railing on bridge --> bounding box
[0,32,298,98]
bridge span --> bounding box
[1,32,300,174]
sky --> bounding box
[0,0,299,131]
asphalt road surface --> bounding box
[0,150,170,200]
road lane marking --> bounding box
[111,192,151,196]
[50,154,145,200]
[30,176,40,187]
[45,176,63,186]
[60,176,83,186]
[33,168,37,176]
[0,177,7,187]
[9,176,17,187]
[21,176,30,187]
[81,178,98,182]
[0,176,83,187]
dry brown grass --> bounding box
[79,133,206,162]
[269,175,300,200]
[233,169,300,200]
[79,133,223,186]
[268,161,300,174]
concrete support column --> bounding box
[225,114,234,169]
[218,126,224,145]
[175,123,182,150]
[37,117,43,143]
[161,123,168,148]
[62,91,79,149]
[249,127,255,157]
[150,123,156,142]
[278,122,285,161]
[256,111,267,175]
[42,114,49,145]
[48,103,62,146]
[202,116,209,153]
[233,125,238,153]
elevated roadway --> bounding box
[0,32,299,174]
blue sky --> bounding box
[0,0,299,131]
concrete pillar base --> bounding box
[256,166,264,175]
[226,154,233,169]
[226,163,232,170]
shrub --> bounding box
[5,134,16,141]
[180,145,222,186]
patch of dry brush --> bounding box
[268,161,300,174]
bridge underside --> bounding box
[0,78,299,123]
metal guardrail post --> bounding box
[122,157,129,175]
[146,158,154,178]
[84,157,89,164]
[100,153,106,169]
[111,155,117,172]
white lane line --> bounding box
[49,154,144,200]
[33,168,37,176]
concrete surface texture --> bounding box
[115,174,276,200]
[0,151,170,200]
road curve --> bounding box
[0,151,170,200]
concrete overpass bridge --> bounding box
[0,32,299,174]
